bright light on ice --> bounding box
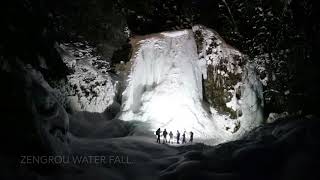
[119,29,264,145]
[120,30,220,140]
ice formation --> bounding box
[120,30,219,141]
[119,28,264,144]
[54,42,116,113]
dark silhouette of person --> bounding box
[182,131,186,144]
[189,131,194,143]
[156,128,161,143]
[169,131,173,144]
[163,129,168,144]
[176,130,180,144]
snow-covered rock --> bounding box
[20,64,70,156]
[54,42,117,113]
[193,25,264,135]
[267,112,289,123]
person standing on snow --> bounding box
[169,131,173,144]
[163,129,168,144]
[156,128,161,143]
[189,131,194,143]
[182,131,186,144]
[176,130,180,144]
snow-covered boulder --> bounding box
[23,64,70,156]
[54,42,117,113]
[267,112,289,123]
[193,25,264,135]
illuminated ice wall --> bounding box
[119,29,264,144]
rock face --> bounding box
[119,27,264,144]
[0,61,70,156]
[25,65,70,156]
[53,42,117,113]
[193,25,264,134]
[193,25,244,118]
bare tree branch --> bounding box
[221,0,238,31]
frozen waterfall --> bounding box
[119,29,264,144]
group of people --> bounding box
[155,128,194,144]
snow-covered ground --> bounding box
[119,28,264,145]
